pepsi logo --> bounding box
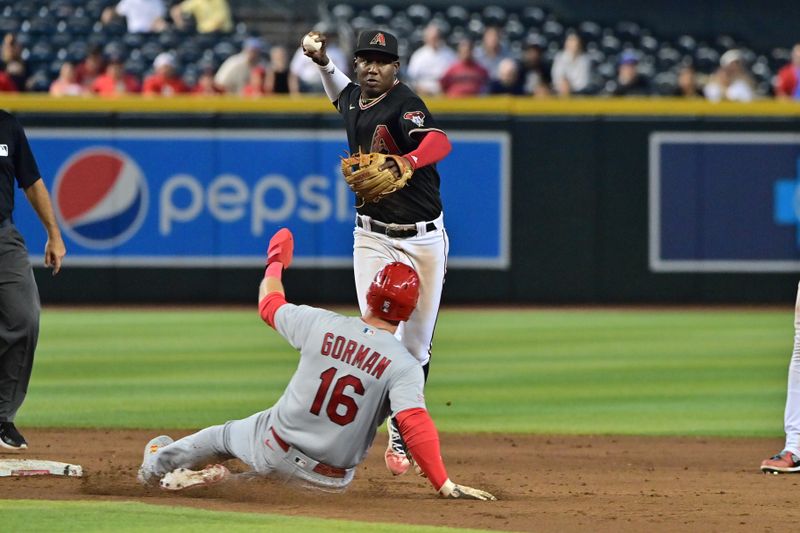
[53,147,149,249]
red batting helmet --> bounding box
[366,262,420,322]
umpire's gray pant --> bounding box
[0,223,40,422]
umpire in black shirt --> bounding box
[0,111,66,449]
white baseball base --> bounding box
[0,459,83,477]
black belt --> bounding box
[269,427,347,479]
[357,217,436,238]
[0,219,11,228]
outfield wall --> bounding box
[5,96,800,304]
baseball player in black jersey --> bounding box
[0,111,66,450]
[303,29,452,476]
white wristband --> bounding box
[438,478,456,497]
[317,60,351,102]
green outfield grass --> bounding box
[20,307,794,437]
[0,500,491,533]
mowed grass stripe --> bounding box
[21,308,792,436]
[0,500,493,533]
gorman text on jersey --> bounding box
[320,332,392,379]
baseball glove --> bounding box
[340,152,414,205]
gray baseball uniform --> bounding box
[142,303,426,490]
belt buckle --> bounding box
[385,223,402,237]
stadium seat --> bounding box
[504,15,525,43]
[331,4,355,23]
[406,4,431,26]
[542,19,564,42]
[26,68,51,92]
[676,35,697,55]
[615,21,641,42]
[466,16,485,39]
[600,34,621,55]
[578,21,602,44]
[520,6,546,29]
[66,40,87,62]
[652,71,677,95]
[693,46,719,73]
[66,13,93,35]
[482,6,507,27]
[445,6,469,28]
[349,15,374,34]
[0,14,21,34]
[640,35,659,54]
[370,4,393,25]
[656,45,682,70]
[29,40,55,63]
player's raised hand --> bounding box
[301,31,328,66]
[439,479,497,501]
[267,228,294,268]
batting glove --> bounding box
[438,479,497,501]
[267,228,294,268]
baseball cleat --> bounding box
[384,418,411,476]
[761,451,800,474]
[137,435,173,485]
[0,422,28,450]
[159,464,230,490]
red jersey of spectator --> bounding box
[440,61,489,97]
[143,74,188,95]
[775,44,800,99]
[776,65,800,99]
[92,60,140,95]
[0,71,18,92]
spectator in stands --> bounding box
[76,45,105,91]
[609,51,650,96]
[704,49,755,102]
[673,64,703,97]
[290,26,347,93]
[2,34,28,92]
[101,0,167,33]
[440,38,489,97]
[92,56,140,95]
[489,58,525,95]
[193,65,223,94]
[520,40,551,96]
[264,45,298,95]
[171,0,233,34]
[0,64,17,92]
[406,23,457,96]
[214,37,265,94]
[242,66,266,97]
[143,52,188,95]
[474,26,510,82]
[551,32,591,96]
[49,62,86,96]
[775,43,800,100]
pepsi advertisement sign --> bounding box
[650,132,800,272]
[18,129,509,268]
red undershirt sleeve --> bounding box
[404,131,451,170]
[258,292,287,329]
[396,407,449,491]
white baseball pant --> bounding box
[353,213,449,366]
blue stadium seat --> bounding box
[29,40,55,63]
[26,69,52,92]
[0,13,21,34]
[66,40,88,62]
[66,13,93,35]
[640,35,659,55]
[653,71,677,95]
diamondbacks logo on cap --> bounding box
[370,32,386,47]
[53,147,149,250]
[403,111,425,128]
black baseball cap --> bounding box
[354,30,399,60]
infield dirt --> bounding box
[1,429,798,532]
